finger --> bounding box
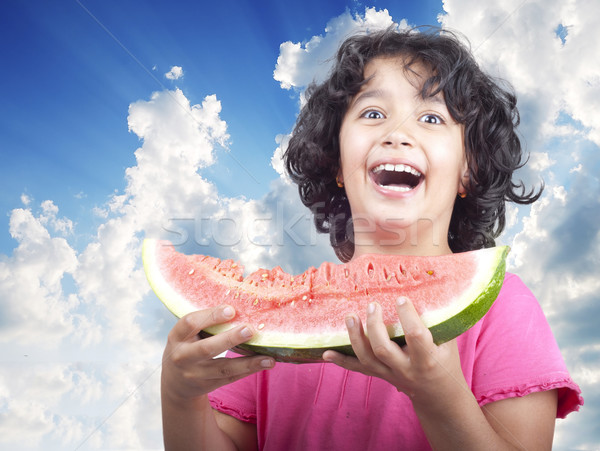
[188,323,256,361]
[183,355,275,395]
[322,316,371,371]
[170,305,236,343]
[344,314,372,358]
[395,297,435,357]
[322,350,365,373]
[204,355,275,382]
[345,313,386,368]
[365,302,407,367]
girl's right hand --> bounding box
[161,305,275,403]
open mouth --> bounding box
[371,163,423,192]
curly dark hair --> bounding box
[284,26,542,262]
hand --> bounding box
[162,305,275,404]
[323,297,467,402]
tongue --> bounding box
[377,171,417,189]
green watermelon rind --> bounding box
[144,240,509,364]
[204,247,508,363]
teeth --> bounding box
[372,163,422,178]
[385,185,412,192]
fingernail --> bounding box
[345,316,355,328]
[223,306,235,318]
[260,358,274,368]
[396,297,407,306]
[367,302,376,314]
[240,327,253,338]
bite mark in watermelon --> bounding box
[143,239,508,363]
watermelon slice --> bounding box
[143,239,508,363]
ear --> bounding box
[336,164,344,183]
[459,162,470,195]
[335,169,344,188]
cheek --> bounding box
[339,144,361,177]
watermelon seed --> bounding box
[427,270,434,276]
[225,289,231,296]
[253,298,259,306]
[188,269,195,275]
[258,323,265,330]
[386,273,394,282]
[367,262,374,276]
[291,300,295,307]
[344,268,349,278]
[302,295,308,301]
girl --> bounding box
[160,27,582,450]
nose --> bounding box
[381,120,414,148]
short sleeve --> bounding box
[469,274,583,418]
[208,351,259,423]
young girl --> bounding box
[160,28,583,450]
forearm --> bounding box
[162,388,238,451]
[412,387,522,451]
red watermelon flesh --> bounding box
[143,239,508,362]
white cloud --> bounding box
[441,0,600,446]
[164,65,183,80]
[271,134,291,178]
[73,88,230,352]
[528,151,556,172]
[569,163,582,173]
[0,206,78,346]
[0,363,101,448]
[274,7,407,90]
[440,0,600,147]
[20,193,31,205]
[0,87,233,448]
[40,200,74,235]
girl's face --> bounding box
[338,56,468,257]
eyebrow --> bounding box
[351,88,448,109]
[421,92,446,106]
[351,89,389,107]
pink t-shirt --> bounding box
[208,273,583,450]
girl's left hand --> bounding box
[322,297,467,402]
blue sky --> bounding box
[1,0,599,449]
[0,0,441,253]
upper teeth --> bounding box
[372,163,422,177]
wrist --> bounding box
[161,376,210,411]
[162,389,214,420]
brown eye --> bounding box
[419,114,444,124]
[361,110,385,119]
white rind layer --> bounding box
[143,240,200,319]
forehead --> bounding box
[355,56,444,107]
[362,56,433,88]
